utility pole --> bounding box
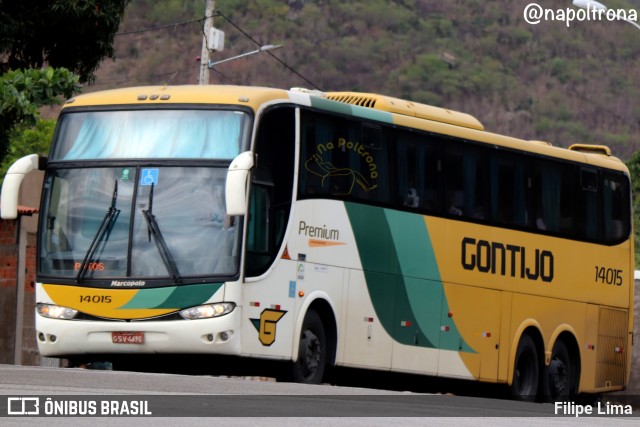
[199,0,215,85]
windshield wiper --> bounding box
[77,180,120,283]
[142,183,182,283]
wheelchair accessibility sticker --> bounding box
[140,169,159,186]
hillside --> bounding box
[87,0,640,160]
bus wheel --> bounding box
[511,334,539,401]
[543,340,573,402]
[291,310,326,384]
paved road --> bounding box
[0,364,636,426]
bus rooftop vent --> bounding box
[326,93,378,108]
[324,91,484,131]
[569,144,611,156]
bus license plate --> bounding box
[112,332,144,344]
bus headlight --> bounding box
[179,302,235,320]
[37,303,78,320]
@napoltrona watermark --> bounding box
[524,2,638,27]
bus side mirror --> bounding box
[225,151,254,216]
[1,154,45,220]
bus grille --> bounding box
[596,307,628,389]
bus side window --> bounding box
[533,161,576,236]
[299,111,386,204]
[603,172,630,242]
[397,131,441,214]
[422,143,442,212]
[535,162,561,232]
[558,165,576,236]
[464,147,488,220]
[444,143,487,220]
[577,169,601,241]
[397,134,421,210]
[444,145,464,216]
[245,183,272,276]
[489,152,534,228]
[246,184,270,254]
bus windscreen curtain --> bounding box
[57,110,244,160]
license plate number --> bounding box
[112,332,144,344]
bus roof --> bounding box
[63,85,291,111]
[62,85,628,174]
[323,91,485,131]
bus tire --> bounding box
[291,310,327,384]
[511,334,539,401]
[543,339,574,402]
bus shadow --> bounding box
[95,354,509,400]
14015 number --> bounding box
[594,266,623,286]
[79,295,112,303]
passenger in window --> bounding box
[405,188,420,208]
[447,190,463,216]
[534,205,547,230]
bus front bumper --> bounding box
[35,308,242,357]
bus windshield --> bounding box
[40,166,239,283]
[50,109,248,160]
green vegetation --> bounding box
[627,152,640,265]
[0,68,80,165]
[0,120,56,188]
[0,0,130,83]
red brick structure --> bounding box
[0,170,43,366]
[0,206,39,365]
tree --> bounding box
[0,68,80,164]
[0,0,130,165]
[626,152,640,266]
[0,119,56,187]
[0,0,130,83]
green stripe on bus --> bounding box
[309,97,354,116]
[351,105,394,123]
[154,282,224,308]
[346,203,474,353]
[117,287,174,309]
[309,97,393,123]
[120,283,224,309]
[383,209,442,347]
[345,202,434,348]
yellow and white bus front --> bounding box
[35,106,251,359]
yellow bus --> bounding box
[1,85,633,401]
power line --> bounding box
[113,11,320,90]
[115,16,211,36]
[215,11,320,90]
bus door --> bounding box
[239,106,297,359]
